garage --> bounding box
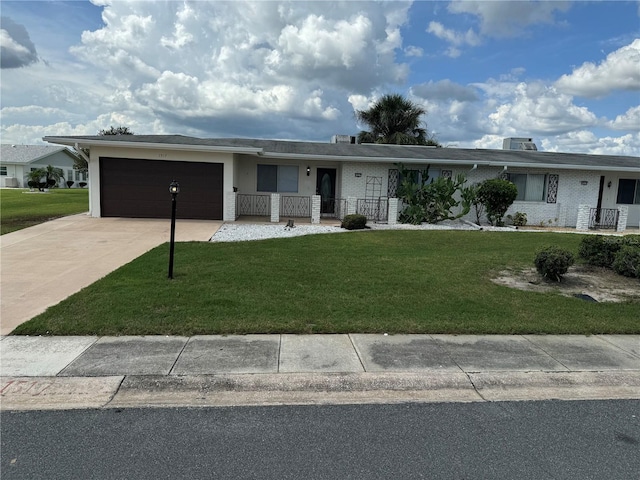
[100,157,223,220]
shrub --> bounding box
[477,178,518,226]
[66,180,75,188]
[79,182,87,188]
[508,212,527,227]
[578,235,623,267]
[534,246,574,282]
[341,214,367,230]
[612,245,640,278]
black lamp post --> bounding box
[168,180,180,279]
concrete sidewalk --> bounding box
[1,334,639,410]
[0,215,221,335]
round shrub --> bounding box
[534,246,574,282]
[477,178,518,226]
[578,235,622,267]
[341,214,367,230]
[612,245,640,279]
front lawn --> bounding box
[14,230,639,336]
[1,189,89,235]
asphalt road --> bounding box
[1,400,639,479]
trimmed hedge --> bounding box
[612,245,640,278]
[341,214,367,230]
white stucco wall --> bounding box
[88,146,235,218]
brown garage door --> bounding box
[100,157,223,220]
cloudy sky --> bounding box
[1,0,639,155]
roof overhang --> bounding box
[42,136,264,156]
[261,152,640,173]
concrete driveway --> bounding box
[0,214,221,335]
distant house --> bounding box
[42,135,640,230]
[0,144,85,188]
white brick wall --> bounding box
[339,163,603,228]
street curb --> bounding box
[3,371,639,410]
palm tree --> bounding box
[355,94,439,146]
[44,165,64,188]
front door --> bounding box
[316,168,336,215]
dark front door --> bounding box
[316,168,336,214]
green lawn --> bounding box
[0,188,89,235]
[13,230,640,336]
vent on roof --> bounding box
[503,137,537,151]
[331,135,357,144]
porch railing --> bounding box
[589,208,619,230]
[281,196,311,217]
[237,194,270,216]
[357,198,388,222]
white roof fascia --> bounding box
[486,162,640,173]
[260,152,640,172]
[259,152,472,165]
[43,137,264,155]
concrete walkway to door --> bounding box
[0,214,221,335]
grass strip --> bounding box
[14,230,639,336]
[1,189,89,235]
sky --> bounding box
[1,0,639,156]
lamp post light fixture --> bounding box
[168,180,180,279]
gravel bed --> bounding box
[210,220,517,242]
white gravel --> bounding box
[210,220,517,242]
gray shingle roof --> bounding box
[1,144,73,165]
[41,135,640,172]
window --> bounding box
[508,173,546,201]
[0,166,6,176]
[257,165,298,193]
[617,179,640,205]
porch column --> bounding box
[311,195,321,224]
[224,192,237,221]
[388,198,399,225]
[617,205,629,233]
[347,196,357,216]
[576,204,590,231]
[271,193,280,223]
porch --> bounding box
[233,193,394,224]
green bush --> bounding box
[578,235,623,267]
[612,245,640,278]
[508,212,527,227]
[341,214,367,230]
[477,178,518,226]
[534,246,574,282]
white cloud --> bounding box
[426,21,481,57]
[541,131,640,156]
[555,39,640,98]
[404,45,423,57]
[448,1,572,38]
[483,81,597,135]
[608,105,640,130]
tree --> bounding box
[74,126,134,172]
[44,165,64,188]
[355,94,440,146]
[99,126,134,136]
[396,163,471,224]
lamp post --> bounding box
[168,180,180,279]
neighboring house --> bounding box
[42,135,640,229]
[0,144,85,188]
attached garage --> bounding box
[100,157,223,220]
